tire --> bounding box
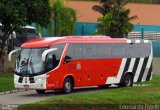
[120,74,133,87]
[98,84,110,88]
[63,78,73,94]
[36,90,45,94]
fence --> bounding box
[128,31,160,40]
[127,31,160,57]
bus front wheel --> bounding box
[63,78,73,94]
[36,90,45,94]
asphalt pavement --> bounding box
[0,86,116,104]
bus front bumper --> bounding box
[14,74,47,90]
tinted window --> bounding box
[46,43,65,71]
[66,43,98,60]
[126,43,151,58]
[16,28,37,46]
[81,44,97,59]
[24,28,36,33]
[16,48,47,74]
[66,44,82,60]
[65,43,151,60]
[112,44,126,58]
[97,44,112,58]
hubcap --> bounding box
[65,82,71,92]
[125,77,131,86]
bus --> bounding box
[0,24,39,53]
[14,26,40,47]
[8,36,153,94]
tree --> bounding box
[95,8,137,38]
[93,0,137,38]
[49,0,76,36]
[92,0,128,16]
[0,0,51,72]
[92,0,114,16]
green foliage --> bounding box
[0,0,51,72]
[92,0,113,16]
[49,0,76,36]
[25,0,51,27]
[95,8,137,38]
[0,0,51,33]
[93,0,137,38]
[76,0,160,4]
[92,0,128,16]
[0,73,14,92]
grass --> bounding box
[0,53,15,92]
[17,75,160,110]
[0,73,14,92]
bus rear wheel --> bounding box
[120,74,133,87]
[63,78,73,94]
[36,90,45,94]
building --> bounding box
[67,1,160,36]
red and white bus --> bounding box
[9,36,153,94]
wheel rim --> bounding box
[65,82,71,92]
[125,77,131,86]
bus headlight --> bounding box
[37,78,42,82]
[37,77,45,82]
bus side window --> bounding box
[126,44,136,58]
[46,54,53,71]
[65,44,82,63]
[136,43,151,57]
[112,44,126,58]
[126,43,151,58]
[82,44,97,59]
[97,44,111,58]
[45,43,65,71]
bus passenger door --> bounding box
[63,44,83,87]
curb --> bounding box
[133,84,150,86]
[0,89,28,95]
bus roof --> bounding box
[21,36,128,48]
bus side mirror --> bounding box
[8,48,21,61]
[42,48,57,62]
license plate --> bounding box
[24,85,29,89]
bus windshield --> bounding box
[16,28,37,47]
[15,43,65,75]
[16,48,47,75]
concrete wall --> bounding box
[68,1,160,26]
[74,22,160,35]
[153,58,160,75]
